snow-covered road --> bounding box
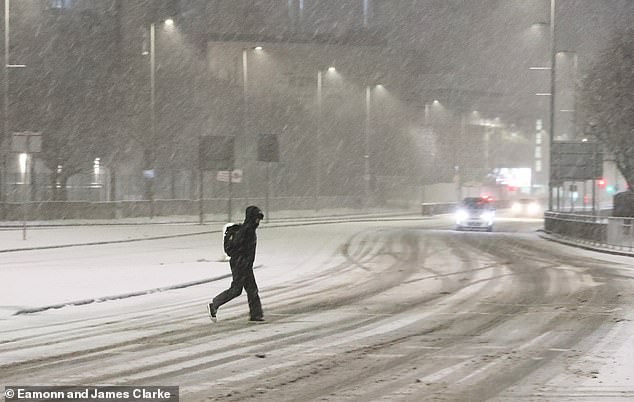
[1,215,633,401]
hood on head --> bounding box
[245,205,264,224]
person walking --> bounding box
[207,206,265,322]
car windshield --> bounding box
[461,198,492,210]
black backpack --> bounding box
[223,223,242,257]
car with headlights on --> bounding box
[510,198,542,217]
[455,197,495,232]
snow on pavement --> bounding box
[0,210,417,317]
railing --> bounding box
[0,196,403,222]
[544,211,634,253]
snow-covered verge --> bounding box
[0,209,420,318]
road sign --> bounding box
[216,169,243,183]
[199,136,234,170]
[551,141,602,181]
[257,134,279,162]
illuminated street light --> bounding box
[235,45,265,221]
[146,17,176,218]
[548,0,556,211]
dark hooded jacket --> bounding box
[232,206,264,266]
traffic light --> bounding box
[597,178,606,188]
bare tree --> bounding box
[579,28,634,190]
[37,5,123,200]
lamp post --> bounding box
[363,83,385,208]
[314,66,337,210]
[1,0,9,217]
[364,85,371,208]
[239,45,265,206]
[144,18,175,218]
[548,0,556,212]
[2,0,11,217]
[240,46,249,219]
[2,0,26,218]
[144,21,157,218]
[314,69,323,210]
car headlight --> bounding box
[528,203,540,214]
[456,209,469,222]
[511,202,521,212]
[480,211,494,221]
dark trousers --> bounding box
[212,256,263,319]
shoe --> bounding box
[207,303,217,323]
[249,316,265,322]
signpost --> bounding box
[216,169,243,183]
[199,136,235,223]
[551,141,602,214]
[258,134,279,222]
[551,141,602,181]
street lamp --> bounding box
[314,66,337,210]
[364,85,371,207]
[315,69,323,210]
[529,2,557,210]
[240,45,263,213]
[2,0,27,218]
[362,83,388,208]
[1,0,9,217]
[146,21,158,218]
[143,18,175,218]
[548,0,556,211]
[242,46,264,147]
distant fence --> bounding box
[0,196,380,221]
[544,212,634,253]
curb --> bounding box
[13,271,237,316]
[0,230,215,253]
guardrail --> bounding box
[544,211,607,243]
[544,211,634,253]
